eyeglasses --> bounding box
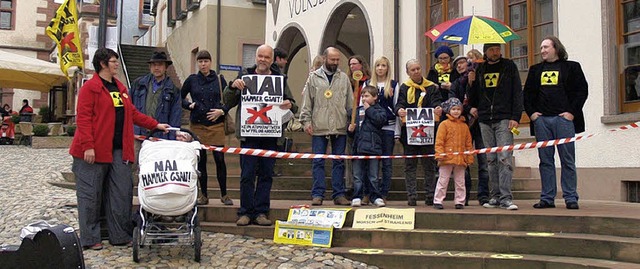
[437,56,450,61]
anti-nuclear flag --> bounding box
[46,0,84,78]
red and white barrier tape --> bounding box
[136,121,639,160]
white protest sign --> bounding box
[405,107,435,145]
[240,75,289,137]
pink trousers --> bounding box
[433,164,466,205]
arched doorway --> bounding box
[276,24,309,105]
[320,1,371,69]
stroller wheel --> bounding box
[193,226,202,262]
[132,226,140,263]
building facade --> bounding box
[265,0,640,202]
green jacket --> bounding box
[299,67,353,136]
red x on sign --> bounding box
[411,126,427,137]
[246,106,273,124]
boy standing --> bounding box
[348,86,388,207]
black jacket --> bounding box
[180,70,227,126]
[468,58,523,123]
[523,60,588,134]
[349,103,387,155]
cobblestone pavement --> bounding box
[0,146,376,269]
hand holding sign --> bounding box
[232,79,245,90]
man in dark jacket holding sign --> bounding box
[223,44,298,226]
[524,36,588,210]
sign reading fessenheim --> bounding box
[352,208,415,230]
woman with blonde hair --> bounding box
[363,56,400,202]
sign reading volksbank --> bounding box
[287,0,331,19]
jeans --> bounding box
[311,135,346,199]
[402,144,436,200]
[238,137,277,218]
[379,130,395,198]
[479,120,514,203]
[464,123,489,201]
[353,159,381,200]
[533,116,579,204]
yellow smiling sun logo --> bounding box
[324,89,333,99]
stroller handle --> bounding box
[147,127,199,142]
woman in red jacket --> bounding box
[69,48,169,251]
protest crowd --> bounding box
[69,35,587,251]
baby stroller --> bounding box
[133,128,203,262]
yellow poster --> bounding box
[352,208,415,230]
[45,0,84,77]
[273,221,333,248]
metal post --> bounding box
[98,0,109,48]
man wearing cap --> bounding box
[131,51,182,139]
[468,43,523,211]
[524,36,588,210]
[428,45,457,101]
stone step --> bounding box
[198,223,640,264]
[327,247,640,269]
[203,175,541,192]
[194,200,640,238]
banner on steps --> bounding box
[352,208,415,230]
[273,221,333,248]
[286,205,351,228]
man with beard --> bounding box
[469,43,523,211]
[299,46,354,206]
[224,44,298,226]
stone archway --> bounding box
[276,24,310,104]
[319,1,372,66]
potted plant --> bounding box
[38,105,51,123]
[66,125,76,136]
[11,114,20,124]
[33,124,50,137]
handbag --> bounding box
[218,75,236,135]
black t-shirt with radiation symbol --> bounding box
[101,77,125,150]
[537,61,569,115]
[481,61,503,100]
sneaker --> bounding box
[333,196,350,205]
[362,196,370,206]
[311,197,323,206]
[84,243,103,251]
[482,198,499,208]
[407,197,417,206]
[566,202,580,210]
[254,214,272,226]
[433,204,444,210]
[455,204,464,210]
[197,194,209,205]
[220,195,234,206]
[373,198,385,207]
[500,200,518,210]
[351,198,362,207]
[533,200,556,209]
[478,197,490,206]
[236,215,251,226]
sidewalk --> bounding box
[0,146,376,269]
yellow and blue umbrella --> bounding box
[425,15,520,44]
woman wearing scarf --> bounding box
[395,59,443,206]
[427,45,459,101]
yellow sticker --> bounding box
[500,31,513,37]
[526,232,555,237]
[490,254,524,259]
[484,73,500,88]
[348,249,384,255]
[443,35,463,42]
[430,29,440,36]
[110,92,124,107]
[324,89,333,99]
[352,70,363,81]
[438,73,450,83]
[541,71,559,85]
